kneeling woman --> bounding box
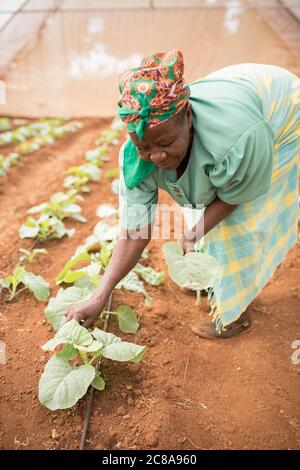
[66,50,300,339]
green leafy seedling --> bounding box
[104,167,119,179]
[19,248,48,264]
[0,265,50,301]
[0,117,11,131]
[19,214,75,240]
[28,190,86,223]
[84,145,109,166]
[39,319,146,410]
[64,163,100,193]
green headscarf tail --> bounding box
[123,138,155,190]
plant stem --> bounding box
[196,288,202,306]
[79,350,89,364]
[89,355,99,366]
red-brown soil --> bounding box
[0,118,299,450]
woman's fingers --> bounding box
[178,237,195,254]
[82,316,96,329]
[65,307,83,323]
[65,308,74,322]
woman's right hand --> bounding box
[65,294,108,328]
[64,233,152,329]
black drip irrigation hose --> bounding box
[80,292,113,451]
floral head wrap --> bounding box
[117,50,190,189]
[117,50,190,140]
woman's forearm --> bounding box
[91,228,151,302]
[185,197,237,245]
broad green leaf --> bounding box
[19,222,40,239]
[56,251,91,284]
[79,340,104,352]
[42,319,94,351]
[93,221,119,241]
[28,203,48,214]
[39,355,95,410]
[92,328,121,347]
[162,242,219,290]
[74,235,98,256]
[116,271,152,306]
[21,271,50,301]
[96,204,117,218]
[92,372,105,390]
[59,262,101,286]
[58,344,78,360]
[134,263,165,286]
[73,276,97,290]
[116,306,139,334]
[162,242,183,264]
[101,342,146,363]
[44,286,95,331]
[0,278,10,290]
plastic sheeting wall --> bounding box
[0,0,299,117]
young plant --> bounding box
[33,134,55,147]
[133,263,165,286]
[96,203,118,219]
[19,214,75,241]
[27,190,86,223]
[55,220,163,303]
[0,153,19,177]
[95,128,120,146]
[0,118,81,150]
[0,265,50,301]
[84,145,110,166]
[104,167,119,179]
[111,117,124,131]
[19,248,48,264]
[64,163,101,193]
[12,118,29,127]
[0,117,11,131]
[162,242,219,305]
[15,141,41,154]
[116,271,153,306]
[39,319,145,410]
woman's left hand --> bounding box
[179,235,196,254]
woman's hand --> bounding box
[65,293,108,328]
[179,234,196,254]
[179,198,238,255]
[65,229,152,329]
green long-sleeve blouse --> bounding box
[119,72,274,229]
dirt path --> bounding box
[0,119,299,450]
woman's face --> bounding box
[129,104,193,170]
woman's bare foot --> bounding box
[191,310,252,340]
